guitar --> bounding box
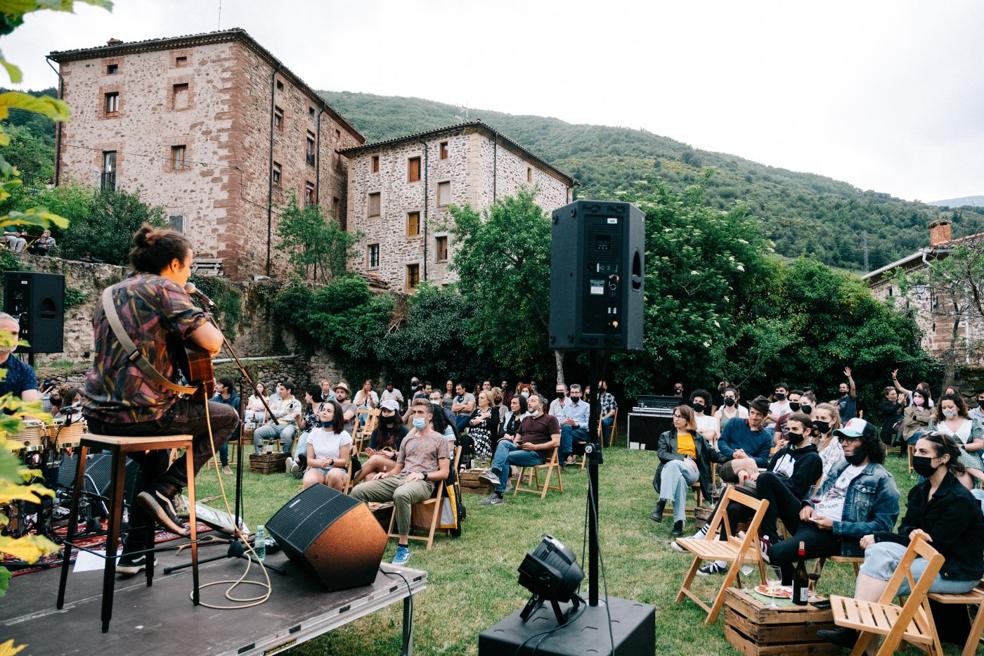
[168,334,215,400]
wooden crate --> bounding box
[723,587,840,656]
[458,469,495,495]
[248,452,287,474]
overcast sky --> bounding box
[5,0,982,202]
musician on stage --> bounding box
[0,312,40,401]
[82,225,239,575]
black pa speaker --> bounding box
[267,485,388,591]
[549,201,645,351]
[3,271,64,353]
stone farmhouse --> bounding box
[863,218,984,368]
[339,122,574,290]
[47,29,575,291]
[48,28,364,280]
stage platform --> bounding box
[1,546,426,655]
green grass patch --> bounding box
[193,439,936,655]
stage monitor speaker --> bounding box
[549,200,645,352]
[3,271,65,353]
[267,485,387,591]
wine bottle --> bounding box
[793,540,809,605]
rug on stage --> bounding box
[3,522,214,577]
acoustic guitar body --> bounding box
[168,334,215,399]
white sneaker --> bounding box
[671,524,708,552]
[285,456,294,473]
[478,469,500,486]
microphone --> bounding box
[185,282,216,308]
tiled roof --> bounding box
[48,28,363,143]
[338,120,575,187]
[861,229,984,283]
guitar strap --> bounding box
[101,286,198,396]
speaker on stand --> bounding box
[3,271,65,358]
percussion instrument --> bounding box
[13,420,46,453]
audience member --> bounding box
[717,396,773,467]
[835,366,857,424]
[818,432,984,647]
[929,392,984,483]
[301,400,352,492]
[556,383,589,465]
[690,388,719,446]
[211,377,240,475]
[714,386,748,432]
[451,382,476,432]
[319,378,335,402]
[380,381,405,409]
[651,405,713,536]
[468,390,500,462]
[350,398,450,565]
[332,381,357,435]
[598,379,618,444]
[812,402,845,484]
[971,388,984,424]
[354,379,379,410]
[766,418,900,587]
[244,381,269,427]
[479,393,559,506]
[2,227,26,252]
[353,399,408,483]
[878,385,906,446]
[768,383,791,424]
[27,230,55,256]
[285,385,324,476]
[252,381,301,454]
[499,394,528,444]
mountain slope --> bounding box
[930,196,984,208]
[320,90,984,271]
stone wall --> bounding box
[56,35,360,281]
[345,125,573,290]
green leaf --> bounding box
[0,92,70,121]
[0,565,9,599]
[0,54,21,84]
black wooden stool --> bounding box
[56,433,200,632]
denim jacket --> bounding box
[808,460,900,556]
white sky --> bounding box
[5,0,983,202]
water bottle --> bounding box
[254,524,266,562]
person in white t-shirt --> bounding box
[689,389,719,446]
[302,400,352,492]
[767,382,791,425]
[714,386,748,433]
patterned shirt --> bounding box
[598,391,618,417]
[83,274,208,424]
[397,429,450,475]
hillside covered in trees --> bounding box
[320,90,984,271]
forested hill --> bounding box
[320,90,984,272]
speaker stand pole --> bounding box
[586,350,605,607]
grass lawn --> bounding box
[193,437,940,655]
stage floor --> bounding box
[1,544,427,655]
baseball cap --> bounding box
[380,399,400,412]
[834,417,872,439]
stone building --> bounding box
[863,219,984,366]
[48,28,363,279]
[339,122,574,291]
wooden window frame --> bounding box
[435,235,449,263]
[104,91,120,115]
[439,141,449,160]
[368,192,381,218]
[272,161,282,188]
[406,263,420,291]
[274,106,284,131]
[371,155,379,173]
[170,145,188,171]
[407,156,421,183]
[437,181,451,208]
[367,244,380,269]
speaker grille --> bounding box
[267,485,360,552]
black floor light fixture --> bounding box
[517,535,584,625]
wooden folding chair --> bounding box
[514,446,564,499]
[386,446,461,550]
[829,534,944,656]
[928,582,984,656]
[354,408,379,454]
[603,408,619,448]
[674,486,769,624]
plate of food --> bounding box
[754,583,793,599]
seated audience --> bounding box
[597,379,618,444]
[332,381,357,435]
[818,432,984,647]
[765,418,900,586]
[812,402,845,485]
[651,404,713,537]
[27,230,55,256]
[768,382,791,425]
[380,381,404,410]
[301,400,352,492]
[900,385,934,455]
[479,393,559,506]
[557,383,589,465]
[878,385,906,446]
[891,369,934,408]
[451,382,476,432]
[353,399,409,483]
[211,377,240,475]
[690,389,719,446]
[498,394,528,445]
[714,386,748,433]
[244,381,269,426]
[929,392,984,483]
[970,388,984,424]
[252,381,301,454]
[285,385,325,476]
[349,399,450,565]
[717,396,774,467]
[467,389,499,462]
[2,227,26,253]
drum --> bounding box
[50,420,84,449]
[13,420,45,453]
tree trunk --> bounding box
[554,349,565,385]
[941,302,963,394]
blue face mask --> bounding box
[412,417,426,430]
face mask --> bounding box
[382,416,396,427]
[571,396,580,404]
[530,408,542,417]
[317,420,333,428]
[844,450,867,466]
[800,404,813,414]
[521,391,530,398]
[914,396,925,407]
[556,392,566,398]
[789,402,801,412]
[911,455,939,478]
[978,400,984,410]
[692,402,705,414]
[724,398,736,407]
[412,417,426,430]
[787,431,805,446]
[942,408,958,419]
[812,420,830,435]
[775,393,786,401]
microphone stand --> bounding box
[165,304,286,576]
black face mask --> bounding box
[557,392,566,399]
[800,404,813,415]
[787,431,805,445]
[317,420,333,428]
[381,417,396,427]
[692,402,706,414]
[978,400,984,410]
[775,392,786,401]
[723,398,736,407]
[911,455,939,478]
[789,402,801,412]
[844,450,867,466]
[812,420,830,435]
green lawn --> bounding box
[193,439,938,655]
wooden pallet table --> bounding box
[248,451,287,474]
[458,468,495,495]
[724,587,840,655]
